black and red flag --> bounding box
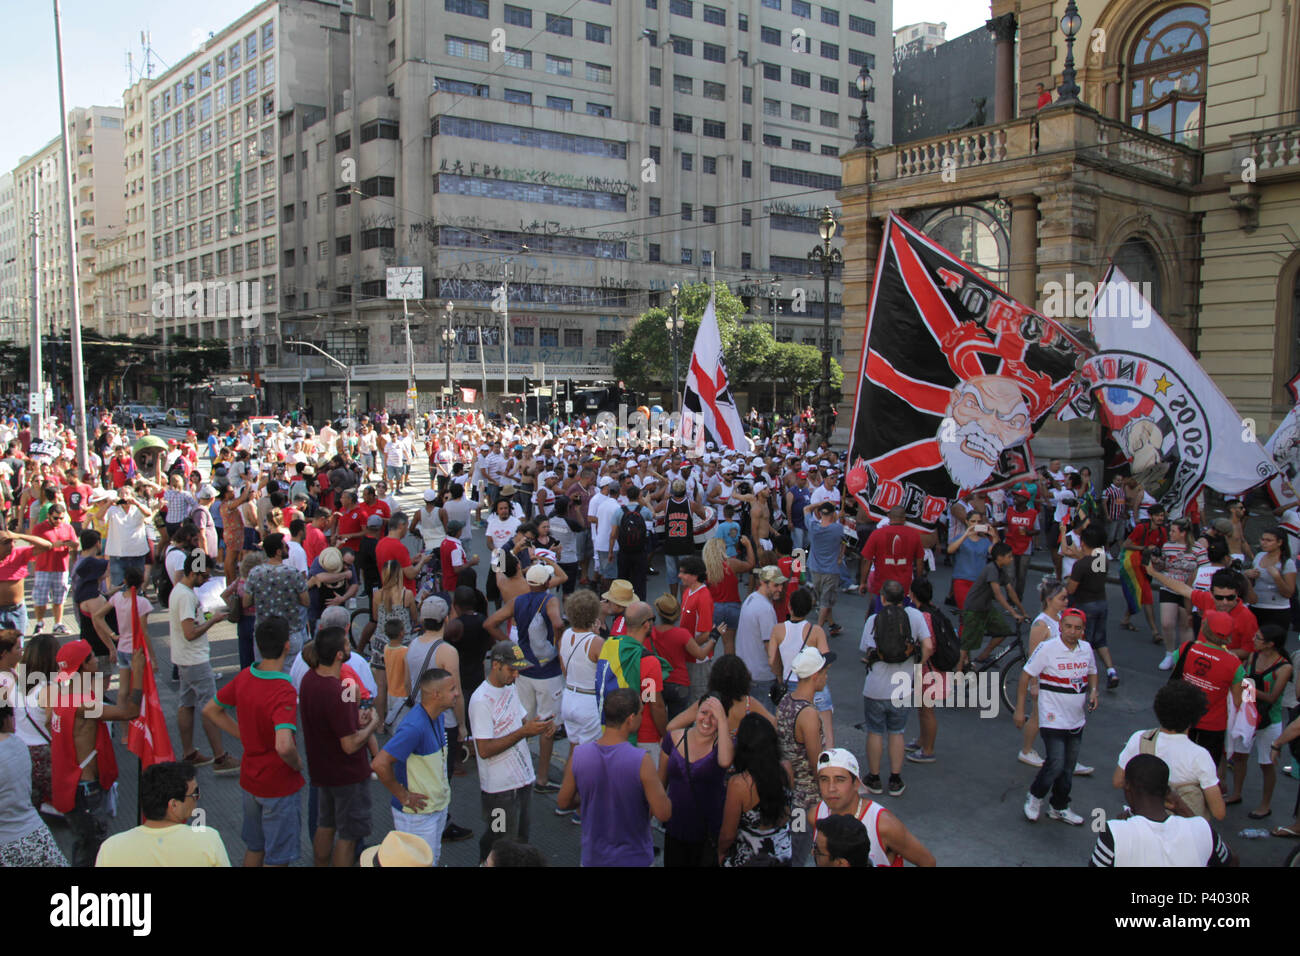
[845,213,1092,530]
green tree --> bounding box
[768,341,844,408]
[167,335,232,384]
[612,282,776,405]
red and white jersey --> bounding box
[814,798,902,867]
[1023,637,1096,731]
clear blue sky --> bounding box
[1,0,990,173]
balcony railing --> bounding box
[1250,124,1300,170]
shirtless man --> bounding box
[736,483,774,554]
[0,527,65,635]
[45,639,144,866]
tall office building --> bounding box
[137,0,891,413]
[0,172,20,353]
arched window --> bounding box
[908,204,1010,288]
[1128,5,1208,147]
[1113,237,1163,314]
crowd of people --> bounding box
[0,404,1297,868]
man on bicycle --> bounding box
[959,542,1026,672]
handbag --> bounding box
[769,621,811,707]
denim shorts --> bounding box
[863,695,909,735]
[714,602,741,633]
[596,551,617,581]
[241,789,302,866]
[116,648,135,669]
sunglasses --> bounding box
[1211,592,1238,603]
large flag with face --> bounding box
[1058,266,1277,514]
[680,292,752,454]
[844,213,1091,530]
[1261,405,1300,507]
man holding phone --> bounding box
[1015,607,1098,825]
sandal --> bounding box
[1271,826,1300,838]
[1247,809,1272,820]
[1120,622,1139,632]
[1152,632,1164,645]
[1223,796,1243,806]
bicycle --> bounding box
[965,620,1030,717]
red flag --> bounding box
[125,587,176,767]
[460,387,477,404]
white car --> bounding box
[165,408,190,427]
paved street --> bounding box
[31,428,1298,866]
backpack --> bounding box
[924,602,961,672]
[154,546,179,608]
[1138,729,1209,819]
[617,506,647,553]
[874,604,917,664]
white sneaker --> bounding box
[1048,806,1085,825]
[1073,763,1094,776]
[1023,793,1042,821]
[1158,652,1175,671]
[1018,750,1045,767]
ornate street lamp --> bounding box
[666,282,683,410]
[442,300,455,409]
[1057,0,1082,103]
[855,64,875,149]
[807,207,842,446]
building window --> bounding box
[791,139,811,151]
[388,40,396,61]
[1127,4,1208,147]
[770,165,840,189]
[335,186,352,206]
[336,235,352,254]
[446,35,489,60]
[670,0,692,16]
[701,250,712,266]
[504,4,531,27]
[546,96,573,111]
[681,202,693,221]
[742,252,752,269]
[702,205,716,223]
[681,152,693,170]
[650,197,661,215]
[702,119,725,137]
[649,145,661,163]
[564,328,584,348]
[819,110,839,127]
[503,88,531,105]
[595,330,622,348]
[849,15,875,36]
[586,22,610,43]
[681,248,693,264]
[742,123,752,141]
[503,48,532,68]
[703,42,725,63]
[587,102,611,117]
[763,62,780,81]
[820,144,839,156]
[761,26,780,45]
[673,113,693,133]
[674,74,693,94]
[336,131,351,151]
[791,104,810,122]
[361,227,395,249]
[703,80,725,100]
[586,62,611,83]
[791,69,811,88]
[388,0,395,17]
[704,5,725,25]
[821,7,839,25]
[360,119,399,141]
[539,327,559,347]
[763,134,781,147]
[649,107,661,126]
[792,0,810,17]
[820,75,839,94]
[514,327,535,347]
[743,85,752,104]
[672,36,692,55]
[546,14,574,35]
[849,49,875,69]
[360,176,396,197]
[763,98,781,117]
[649,67,662,86]
[703,155,717,173]
[546,55,573,76]
[762,0,781,8]
[649,243,661,262]
[437,77,489,96]
[645,29,658,46]
[820,41,839,60]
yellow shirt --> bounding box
[95,823,231,867]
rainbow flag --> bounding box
[1118,549,1146,615]
[594,637,672,717]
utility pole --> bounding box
[499,259,511,403]
[28,176,43,440]
[53,0,89,468]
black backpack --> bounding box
[923,602,961,672]
[154,547,180,608]
[874,604,917,664]
[617,506,647,553]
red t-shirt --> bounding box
[775,555,799,622]
[32,521,76,573]
[1128,522,1169,549]
[860,523,923,590]
[649,625,693,687]
[637,653,665,743]
[708,565,741,604]
[1004,507,1039,556]
[680,585,714,642]
[0,543,36,581]
[440,537,468,589]
[62,483,93,522]
[1172,638,1245,731]
[1189,590,1259,655]
[358,500,392,523]
[304,525,328,566]
[374,536,416,593]
[336,507,365,551]
[215,666,305,798]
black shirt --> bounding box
[450,611,492,705]
[1069,558,1108,605]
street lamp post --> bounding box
[666,283,682,411]
[285,339,351,423]
[768,276,782,414]
[1057,0,1083,103]
[854,65,875,149]
[443,300,455,410]
[807,206,842,448]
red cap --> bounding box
[1204,610,1235,639]
[55,640,94,681]
[1060,608,1086,623]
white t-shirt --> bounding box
[468,680,535,794]
[810,485,841,508]
[486,515,520,551]
[286,540,309,574]
[164,545,188,586]
[1097,815,1219,867]
[168,583,209,667]
[104,505,150,558]
[109,592,154,654]
[1060,530,1081,577]
[594,494,624,554]
[1022,637,1097,730]
[860,606,932,700]
[1116,729,1219,791]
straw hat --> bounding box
[359,831,434,867]
[601,579,638,606]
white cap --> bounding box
[423,488,438,501]
[791,646,834,678]
[525,563,553,586]
[598,476,615,488]
[816,747,860,780]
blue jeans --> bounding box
[1072,598,1109,650]
[0,603,28,635]
[1030,726,1083,810]
[790,526,807,552]
[108,554,146,590]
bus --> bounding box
[189,380,263,435]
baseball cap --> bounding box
[198,484,217,500]
[756,565,789,585]
[319,605,351,631]
[816,747,860,780]
[488,640,530,669]
[420,596,449,621]
[791,646,835,678]
[598,476,615,488]
[422,488,438,502]
[1204,610,1235,638]
[525,564,553,586]
[366,514,385,530]
[56,640,94,681]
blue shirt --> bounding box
[715,521,740,558]
[789,486,810,528]
[807,520,844,574]
[953,535,993,581]
[381,705,449,813]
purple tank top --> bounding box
[572,741,653,867]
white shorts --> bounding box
[561,690,601,746]
[515,672,564,722]
[1236,720,1282,765]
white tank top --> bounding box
[816,798,900,867]
[417,504,445,550]
[1031,613,1060,644]
[778,619,812,680]
[560,629,599,691]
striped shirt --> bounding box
[1103,484,1127,522]
[1023,637,1096,731]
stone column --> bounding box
[986,14,1019,123]
[834,210,884,451]
[1008,193,1039,307]
[1105,81,1121,120]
